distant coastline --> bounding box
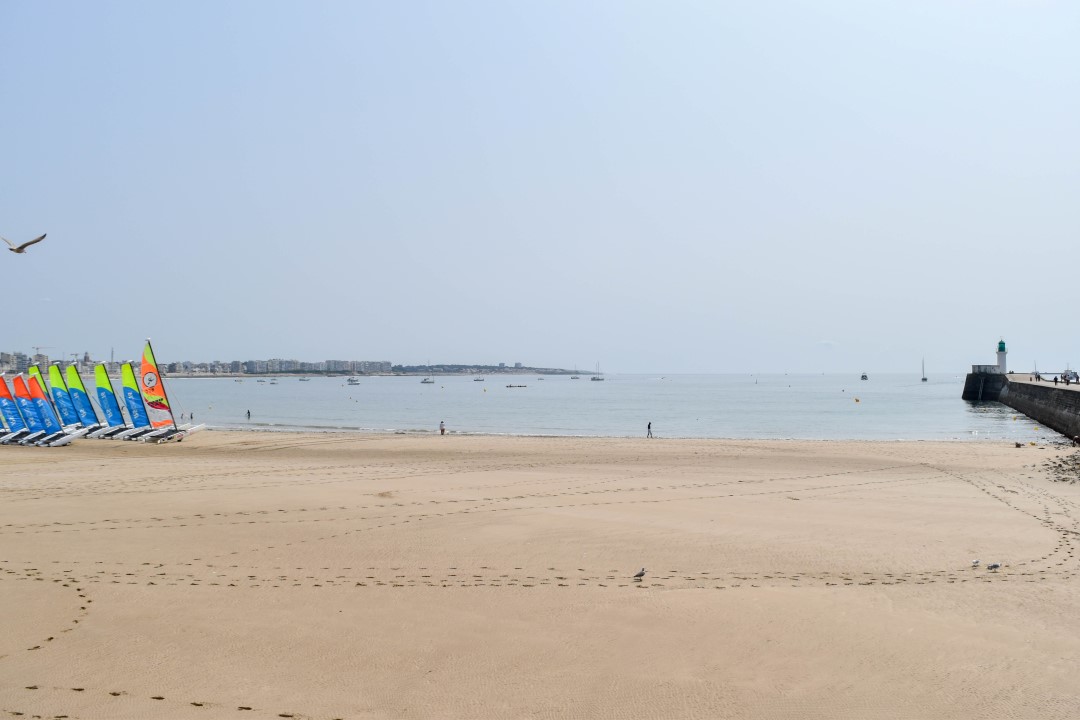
[165,366,587,379]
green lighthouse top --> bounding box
[998,339,1006,352]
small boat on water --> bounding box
[346,377,360,386]
[921,359,927,382]
[506,384,527,388]
[591,362,605,381]
[474,376,485,382]
[860,373,868,381]
[299,377,310,382]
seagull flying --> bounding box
[632,567,646,580]
[2,233,46,254]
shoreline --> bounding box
[194,424,1077,445]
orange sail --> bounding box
[140,340,175,429]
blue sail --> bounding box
[12,376,45,433]
[120,363,150,428]
[94,364,126,427]
[27,374,63,433]
[48,365,80,426]
[0,378,27,432]
[66,365,100,427]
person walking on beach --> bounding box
[647,421,653,439]
[439,420,446,436]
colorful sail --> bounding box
[28,365,46,394]
[66,365,101,427]
[28,374,63,433]
[139,340,175,429]
[120,363,150,428]
[47,365,80,427]
[12,375,46,433]
[94,364,126,428]
[0,377,28,432]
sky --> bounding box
[1,1,1077,373]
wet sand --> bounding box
[2,432,1079,719]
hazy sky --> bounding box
[2,1,1077,373]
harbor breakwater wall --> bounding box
[965,373,1080,440]
[999,381,1080,440]
[961,373,1008,403]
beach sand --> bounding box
[2,432,1079,719]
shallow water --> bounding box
[158,373,1047,442]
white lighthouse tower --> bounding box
[997,338,1007,374]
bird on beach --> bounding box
[2,233,46,253]
[632,568,646,581]
[986,563,1001,572]
[971,559,980,568]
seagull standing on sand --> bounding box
[2,233,46,254]
[633,568,646,581]
[971,559,980,568]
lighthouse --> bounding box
[962,338,1011,400]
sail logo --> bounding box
[143,372,159,389]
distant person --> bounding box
[1054,376,1059,385]
[439,420,446,436]
[647,422,653,439]
[247,409,251,419]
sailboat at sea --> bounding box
[921,358,927,382]
[570,365,580,380]
[591,362,604,381]
[421,364,435,384]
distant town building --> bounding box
[0,349,391,377]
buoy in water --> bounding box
[854,398,860,403]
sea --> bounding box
[161,373,1049,443]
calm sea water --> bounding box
[159,373,1047,442]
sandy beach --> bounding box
[2,432,1079,719]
